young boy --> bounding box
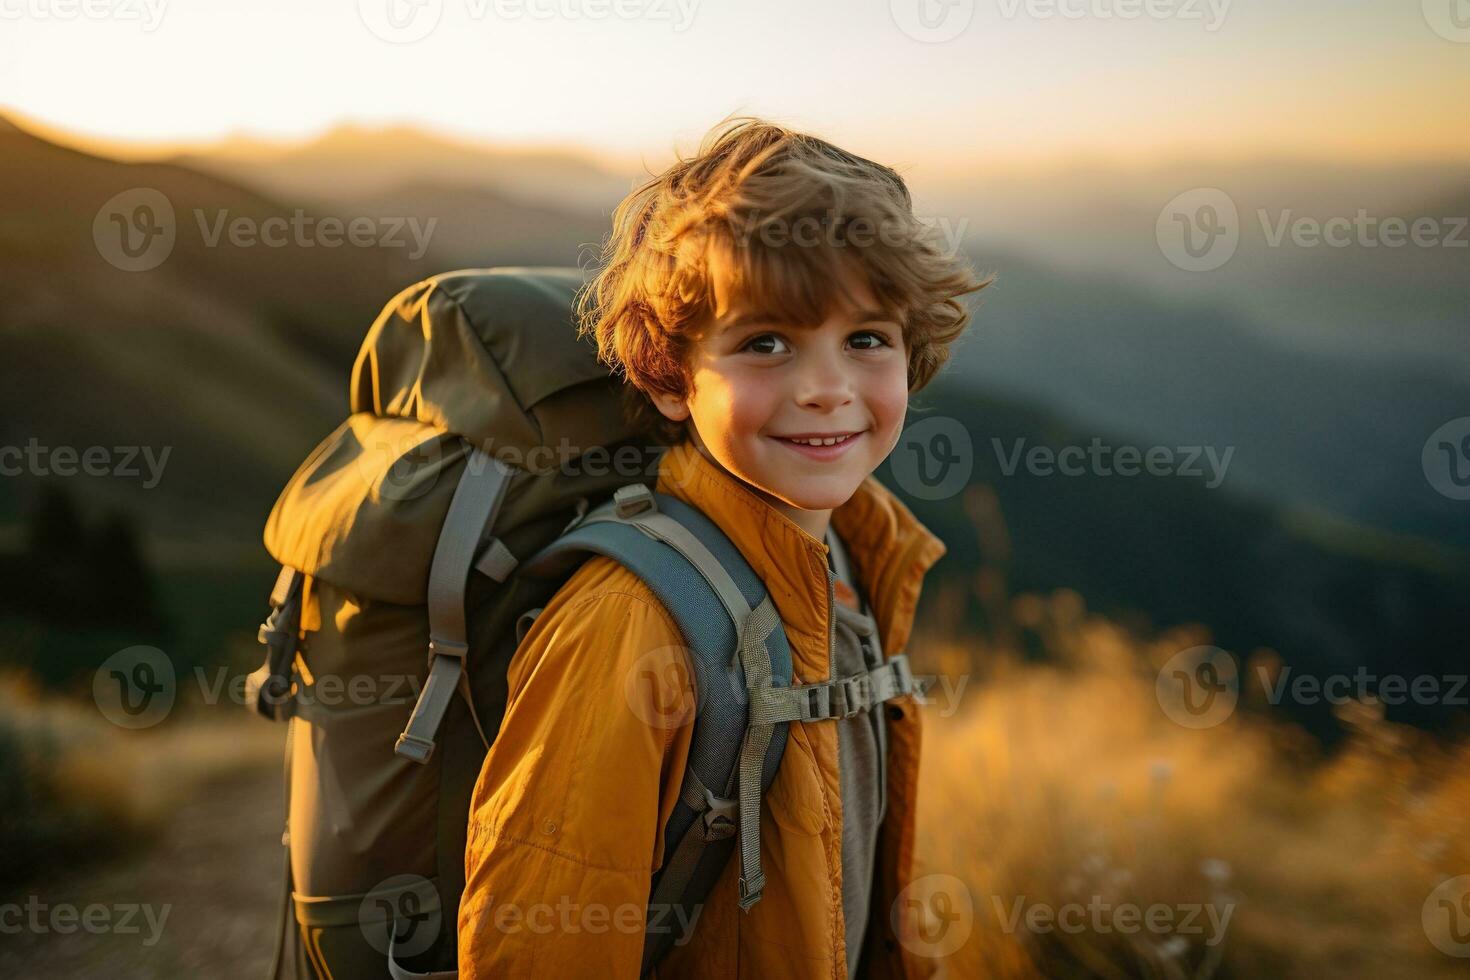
[459,116,985,978]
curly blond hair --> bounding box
[576,115,991,444]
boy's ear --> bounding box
[652,389,691,423]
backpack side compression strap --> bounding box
[396,445,514,764]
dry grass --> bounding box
[0,668,284,887]
[909,585,1470,979]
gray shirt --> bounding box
[826,527,888,979]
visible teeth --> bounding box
[787,435,849,446]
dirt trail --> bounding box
[1,761,286,978]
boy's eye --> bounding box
[741,334,791,355]
[849,330,893,351]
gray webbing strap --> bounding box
[644,770,737,926]
[579,486,753,632]
[395,447,513,764]
[734,595,781,910]
[749,654,916,725]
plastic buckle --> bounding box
[613,483,656,519]
[427,635,469,661]
[737,870,767,910]
[803,685,831,721]
[837,674,870,718]
[394,732,435,764]
[700,792,738,842]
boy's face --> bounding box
[652,256,910,534]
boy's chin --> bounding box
[761,474,866,512]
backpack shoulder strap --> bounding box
[520,484,792,968]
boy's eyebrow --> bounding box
[717,309,899,332]
[716,311,781,332]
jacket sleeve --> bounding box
[459,568,695,978]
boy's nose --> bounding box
[794,356,856,409]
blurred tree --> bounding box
[2,484,166,634]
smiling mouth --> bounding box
[770,431,865,448]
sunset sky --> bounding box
[4,0,1468,171]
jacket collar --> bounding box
[655,441,947,683]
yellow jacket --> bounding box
[460,440,947,979]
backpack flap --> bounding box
[263,414,471,606]
[349,267,632,460]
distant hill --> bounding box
[923,159,1470,374]
[953,246,1470,552]
[329,179,609,269]
[901,383,1470,735]
[0,117,621,568]
[167,122,634,214]
[0,115,399,564]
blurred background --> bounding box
[2,0,1467,975]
